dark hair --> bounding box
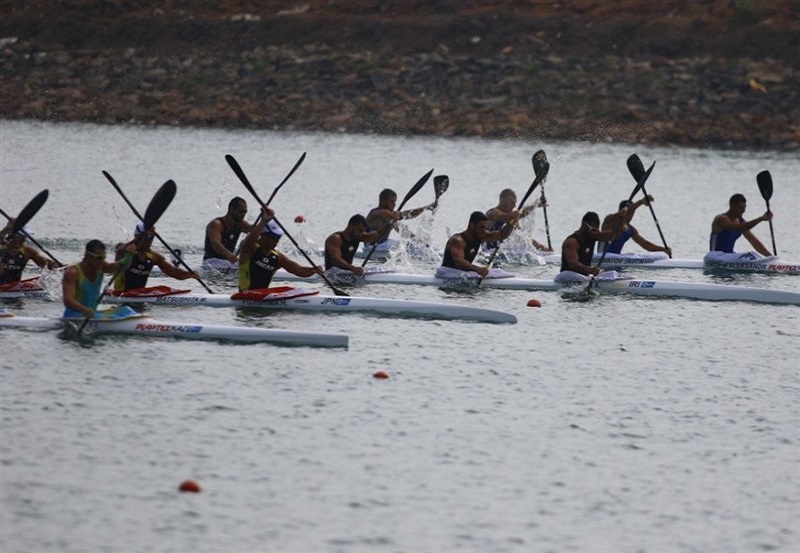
[469,211,488,225]
[581,211,600,228]
[85,239,106,254]
[228,196,246,210]
[348,214,368,227]
[729,193,746,205]
[499,188,515,200]
[618,200,633,210]
[379,189,397,202]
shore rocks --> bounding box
[1,1,798,151]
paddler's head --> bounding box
[259,219,284,250]
[84,239,107,266]
[227,197,248,223]
[468,211,489,237]
[133,222,156,251]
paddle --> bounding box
[756,170,777,256]
[433,175,450,208]
[226,154,349,297]
[476,150,549,286]
[360,168,434,266]
[102,170,214,294]
[0,190,64,267]
[627,154,670,257]
[77,180,177,335]
[539,169,553,251]
[226,152,307,230]
[585,160,654,294]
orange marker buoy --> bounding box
[179,480,201,493]
[294,215,305,223]
[526,299,542,308]
[373,371,389,379]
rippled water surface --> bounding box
[1,120,799,553]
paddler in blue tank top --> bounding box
[62,240,133,319]
[558,212,615,277]
[485,188,551,252]
[113,222,199,292]
[324,214,378,277]
[709,193,773,255]
[600,196,672,257]
[436,211,515,279]
[238,205,322,290]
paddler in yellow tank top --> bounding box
[238,205,322,291]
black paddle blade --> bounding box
[532,150,548,178]
[757,170,773,202]
[398,168,434,210]
[143,180,177,230]
[627,154,646,182]
[433,175,449,199]
[10,189,49,235]
[628,160,655,201]
[226,154,265,205]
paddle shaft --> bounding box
[0,206,63,267]
[102,171,213,293]
[540,186,552,250]
[764,197,777,255]
[638,181,670,255]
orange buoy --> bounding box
[294,214,305,223]
[373,370,389,379]
[526,298,542,308]
[179,480,201,493]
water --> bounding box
[1,120,799,553]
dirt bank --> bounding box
[1,0,798,150]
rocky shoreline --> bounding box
[1,1,798,151]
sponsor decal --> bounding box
[135,323,202,333]
[767,264,800,271]
[440,278,474,286]
[604,258,657,265]
[321,297,351,306]
[244,299,286,306]
[155,296,207,304]
[628,281,656,288]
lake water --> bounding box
[1,120,798,553]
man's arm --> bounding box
[25,246,58,270]
[712,212,772,234]
[743,229,772,256]
[278,253,322,279]
[154,252,198,281]
[631,231,672,256]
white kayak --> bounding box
[0,277,52,299]
[101,286,516,324]
[272,270,800,306]
[0,306,348,348]
[540,252,800,274]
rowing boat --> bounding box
[539,252,800,274]
[271,270,800,306]
[102,286,517,324]
[0,306,348,347]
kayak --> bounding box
[0,306,348,348]
[103,286,517,324]
[0,277,51,299]
[539,252,800,274]
[271,270,800,306]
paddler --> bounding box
[708,193,773,256]
[238,205,322,291]
[556,211,615,280]
[0,221,59,284]
[364,188,437,254]
[324,214,378,278]
[600,195,672,257]
[435,211,515,279]
[202,196,253,270]
[113,222,199,292]
[63,240,133,318]
[485,188,551,253]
